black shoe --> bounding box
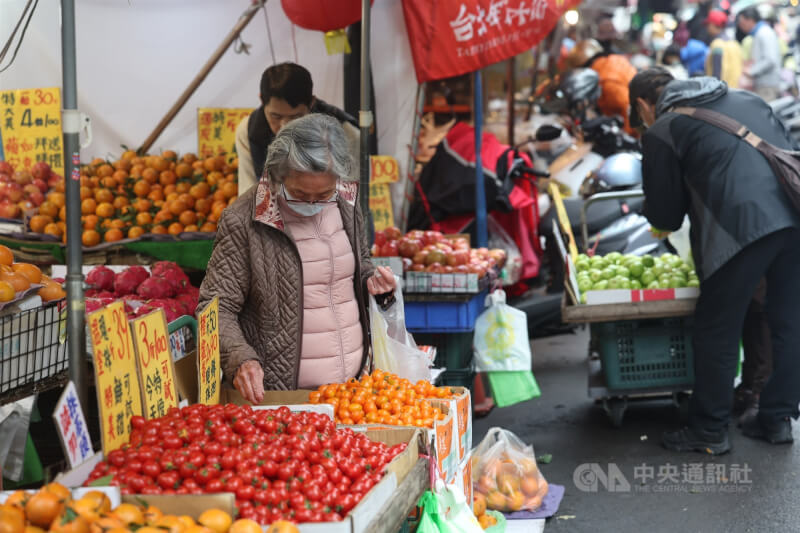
[662,427,731,455]
[741,416,794,444]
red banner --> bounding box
[402,0,579,83]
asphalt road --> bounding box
[473,329,800,533]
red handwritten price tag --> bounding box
[131,309,179,419]
[197,298,221,405]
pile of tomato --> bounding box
[84,403,407,525]
[308,370,453,427]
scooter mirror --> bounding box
[535,124,563,142]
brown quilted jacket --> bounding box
[198,180,375,390]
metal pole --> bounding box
[358,0,372,237]
[506,58,515,146]
[400,83,426,232]
[60,0,87,412]
[474,71,487,248]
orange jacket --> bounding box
[590,55,637,134]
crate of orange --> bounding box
[23,150,238,249]
[471,428,549,513]
[309,370,461,484]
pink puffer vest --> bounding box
[281,200,363,388]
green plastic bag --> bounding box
[484,510,506,533]
[417,491,442,533]
[417,485,485,533]
[487,371,541,407]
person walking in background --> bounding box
[661,45,689,80]
[704,10,743,87]
[737,7,782,101]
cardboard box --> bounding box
[173,349,198,404]
[448,452,473,508]
[427,387,472,463]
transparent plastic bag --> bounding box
[472,427,549,512]
[473,291,531,372]
[488,216,522,286]
[369,287,431,382]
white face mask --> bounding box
[282,185,328,217]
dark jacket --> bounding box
[641,77,800,280]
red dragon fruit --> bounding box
[86,266,115,291]
[136,298,182,322]
[151,261,191,294]
[175,288,199,316]
[136,277,175,299]
[113,266,150,296]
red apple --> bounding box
[422,230,443,246]
[380,241,399,257]
[374,230,387,247]
[0,161,13,175]
[28,190,44,206]
[12,170,32,185]
[0,173,10,183]
[6,183,23,202]
[32,178,48,193]
[447,249,469,266]
[31,162,51,181]
[435,242,453,254]
[451,237,470,250]
[412,250,428,265]
[410,263,426,272]
[0,201,21,219]
[454,264,470,273]
[384,227,402,241]
[406,229,424,241]
[397,238,422,258]
[425,249,446,266]
[425,262,444,273]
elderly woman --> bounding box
[199,114,396,403]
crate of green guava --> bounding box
[573,251,700,305]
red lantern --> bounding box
[280,0,373,32]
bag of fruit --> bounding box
[472,428,549,512]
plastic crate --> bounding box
[594,318,695,390]
[405,290,487,333]
[413,332,474,369]
[0,300,68,404]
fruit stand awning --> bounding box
[401,0,581,82]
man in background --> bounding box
[705,9,743,88]
[737,7,782,101]
[235,62,358,195]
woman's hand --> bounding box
[234,360,264,404]
[367,266,397,295]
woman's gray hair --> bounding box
[264,113,354,183]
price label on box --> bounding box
[131,310,180,420]
[52,382,93,468]
[197,298,221,405]
[87,301,143,455]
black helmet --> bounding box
[540,69,601,118]
[579,153,642,198]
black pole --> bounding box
[359,0,372,239]
[61,0,87,412]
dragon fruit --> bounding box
[113,266,150,296]
[151,261,191,294]
[136,298,182,322]
[86,266,115,291]
[175,287,199,315]
[136,277,175,299]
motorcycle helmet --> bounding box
[565,39,604,69]
[579,152,642,198]
[539,68,601,118]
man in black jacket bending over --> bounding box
[629,68,800,454]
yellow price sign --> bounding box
[88,301,143,454]
[0,87,64,176]
[369,183,394,231]
[198,297,221,405]
[370,155,400,184]
[131,309,179,420]
[548,182,578,259]
[197,108,254,162]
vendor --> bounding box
[200,114,396,403]
[235,62,359,195]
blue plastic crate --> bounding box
[405,290,487,333]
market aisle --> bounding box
[474,329,800,533]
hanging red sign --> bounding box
[402,0,579,83]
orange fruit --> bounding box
[473,493,487,517]
[184,224,199,232]
[81,230,101,247]
[521,475,539,497]
[94,188,113,204]
[165,192,179,203]
[104,228,124,242]
[80,198,97,215]
[50,512,89,533]
[167,222,184,235]
[190,182,210,199]
[47,191,66,208]
[79,187,93,201]
[182,153,198,164]
[130,164,144,178]
[264,521,299,533]
[154,210,173,224]
[163,184,177,196]
[175,182,191,194]
[159,170,176,186]
[29,215,53,233]
[197,510,231,533]
[88,517,123,533]
[227,520,261,533]
[100,177,116,189]
[168,199,188,216]
[96,164,114,178]
[128,226,145,239]
[76,491,110,515]
[148,189,165,202]
[5,491,30,510]
[142,167,159,184]
[82,215,99,230]
[133,180,151,198]
[221,181,238,199]
[111,503,144,526]
[13,263,41,284]
[112,169,128,183]
[0,281,13,302]
[132,198,151,213]
[199,222,216,233]
[194,198,211,215]
[25,491,63,528]
[151,225,167,235]
[1,272,29,292]
[39,201,59,219]
[0,246,13,267]
[43,223,62,238]
[150,156,168,172]
[135,212,152,226]
[0,505,26,533]
[153,516,184,533]
[206,171,222,187]
[178,210,197,226]
[59,206,67,221]
[95,202,115,218]
[175,163,193,178]
[113,196,130,209]
[109,219,126,230]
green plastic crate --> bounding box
[594,318,695,390]
[413,332,474,369]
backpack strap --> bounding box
[671,106,765,150]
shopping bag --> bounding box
[369,287,431,382]
[472,428,549,512]
[487,370,541,408]
[473,290,531,372]
[427,481,485,533]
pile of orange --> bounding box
[472,494,499,529]
[308,369,452,427]
[0,244,64,303]
[473,455,549,513]
[0,482,284,533]
[27,151,238,246]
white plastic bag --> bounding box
[473,290,531,372]
[488,216,522,286]
[433,481,485,533]
[369,286,432,382]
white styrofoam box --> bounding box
[584,287,700,305]
[252,403,335,419]
[50,265,151,279]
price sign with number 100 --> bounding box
[198,297,221,405]
[131,309,179,420]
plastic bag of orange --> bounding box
[471,427,549,512]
